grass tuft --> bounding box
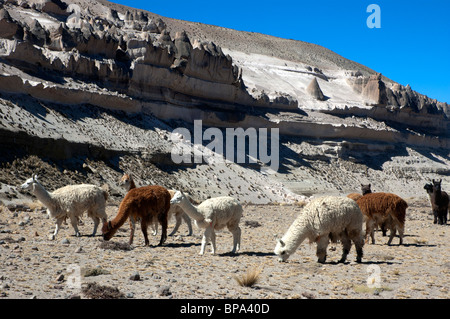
[234,268,262,287]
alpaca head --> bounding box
[424,183,433,194]
[119,173,133,191]
[170,190,185,205]
[21,175,40,191]
[432,179,442,193]
[101,221,116,241]
[274,239,290,262]
[361,184,372,195]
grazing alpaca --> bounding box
[118,173,193,236]
[356,192,407,245]
[102,185,171,246]
[21,175,108,239]
[170,191,242,255]
[425,180,449,225]
[274,196,364,264]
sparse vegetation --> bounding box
[83,267,111,277]
[81,282,125,299]
[234,268,262,288]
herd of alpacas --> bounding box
[20,174,448,264]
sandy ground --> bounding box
[0,197,448,300]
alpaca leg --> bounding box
[129,216,136,245]
[182,213,193,236]
[366,220,376,244]
[140,218,150,246]
[151,217,158,236]
[90,215,100,237]
[169,213,182,236]
[316,235,329,263]
[353,233,364,263]
[200,227,212,255]
[69,214,81,237]
[210,229,216,255]
[396,224,404,245]
[51,218,64,240]
[157,213,167,246]
[338,232,351,263]
[387,223,397,245]
[438,209,445,225]
[229,226,241,254]
[433,209,438,224]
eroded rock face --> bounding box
[0,0,300,111]
[348,73,448,115]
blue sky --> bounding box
[111,0,450,103]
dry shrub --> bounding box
[82,282,125,299]
[234,268,262,287]
[98,241,132,251]
[83,267,110,277]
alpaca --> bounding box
[356,183,387,236]
[274,196,364,264]
[361,184,372,195]
[170,191,242,255]
[356,192,407,245]
[118,173,193,236]
[21,175,108,240]
[425,180,449,225]
[102,185,171,246]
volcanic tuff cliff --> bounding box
[0,0,449,204]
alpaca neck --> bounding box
[32,182,56,210]
[177,198,205,222]
[283,217,309,255]
[110,200,132,230]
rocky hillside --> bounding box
[0,0,449,205]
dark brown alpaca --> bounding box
[102,185,171,246]
[426,180,449,225]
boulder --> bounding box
[0,8,22,39]
[306,77,325,101]
[40,0,69,16]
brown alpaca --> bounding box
[119,173,136,190]
[118,173,194,236]
[102,185,171,246]
[356,192,407,245]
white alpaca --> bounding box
[118,173,193,236]
[170,191,242,255]
[21,175,108,240]
[274,196,364,263]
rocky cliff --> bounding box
[0,0,449,204]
